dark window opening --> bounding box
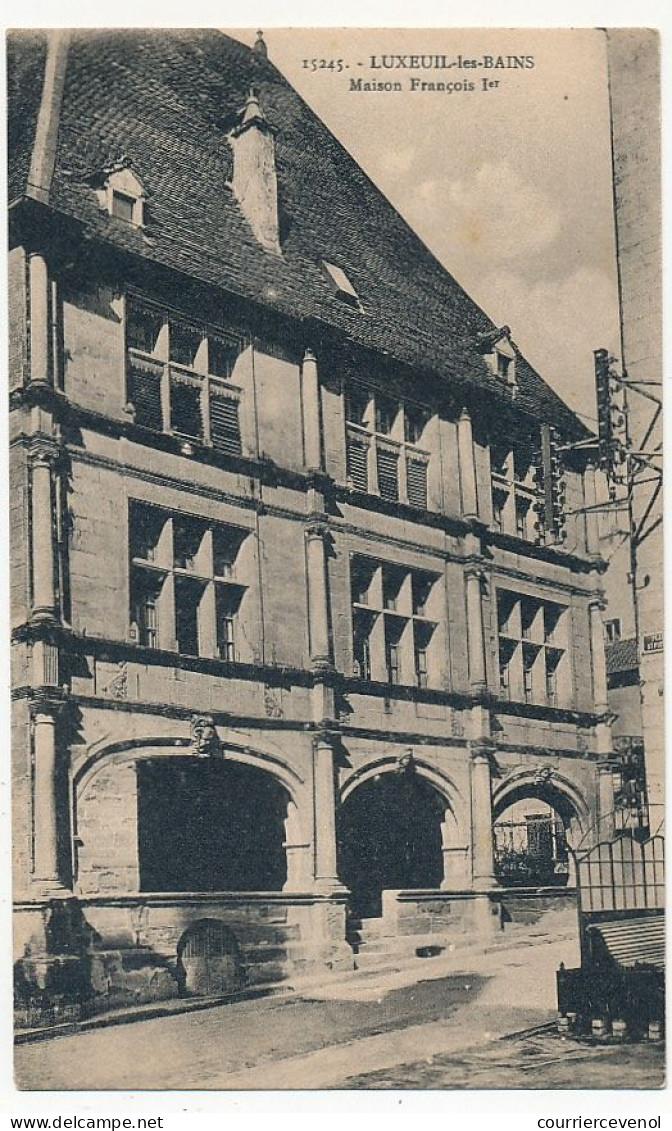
[216,585,242,662]
[414,622,434,689]
[345,387,370,428]
[375,395,398,436]
[213,525,246,578]
[405,404,428,445]
[170,322,201,369]
[173,517,206,571]
[208,335,240,380]
[130,569,163,648]
[412,573,433,618]
[127,302,163,356]
[138,759,289,892]
[175,575,204,655]
[382,565,404,611]
[353,619,372,681]
[130,503,166,563]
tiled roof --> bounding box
[8,29,587,440]
[606,637,639,675]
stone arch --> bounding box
[492,765,590,888]
[338,756,470,915]
[73,737,310,896]
[492,766,591,839]
[340,755,467,839]
[74,735,305,812]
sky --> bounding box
[230,27,622,425]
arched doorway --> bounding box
[177,919,244,997]
[493,778,583,888]
[137,757,290,892]
[338,768,446,918]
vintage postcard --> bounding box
[7,25,664,1092]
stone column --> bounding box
[32,702,67,892]
[30,449,58,622]
[589,599,609,713]
[29,253,50,386]
[302,349,323,472]
[470,743,496,888]
[313,735,342,891]
[465,567,487,690]
[583,462,599,557]
[457,408,479,520]
[305,522,331,668]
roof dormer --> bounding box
[478,326,518,396]
[95,159,146,227]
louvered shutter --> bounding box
[170,372,203,439]
[377,447,399,501]
[347,437,369,491]
[406,457,428,509]
[210,391,242,455]
[127,357,163,431]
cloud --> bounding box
[404,161,561,267]
[473,266,621,420]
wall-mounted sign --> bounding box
[642,632,663,654]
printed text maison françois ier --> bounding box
[301,52,535,93]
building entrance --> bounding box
[137,757,289,892]
[338,770,445,918]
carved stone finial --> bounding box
[190,714,221,757]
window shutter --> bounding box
[377,446,399,502]
[407,457,428,509]
[127,356,163,431]
[210,390,242,455]
[347,437,369,492]
[170,372,203,439]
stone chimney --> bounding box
[230,88,280,255]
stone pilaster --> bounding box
[589,598,609,713]
[465,566,487,691]
[457,407,479,520]
[29,445,59,623]
[470,741,496,889]
[30,696,68,895]
[29,253,51,386]
[305,519,331,670]
[301,349,323,472]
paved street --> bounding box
[14,924,663,1091]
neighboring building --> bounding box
[604,30,663,814]
[9,30,615,1017]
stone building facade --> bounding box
[9,29,615,1017]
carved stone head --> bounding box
[190,714,220,757]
